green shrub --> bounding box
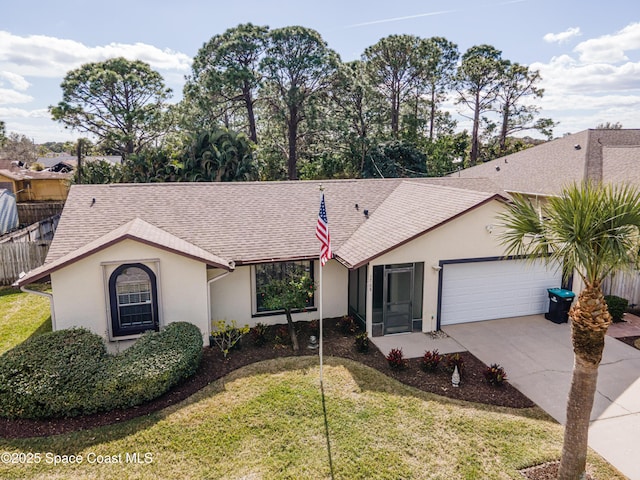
[97,322,203,410]
[274,325,291,346]
[0,328,107,419]
[210,320,249,357]
[354,332,369,353]
[0,322,203,419]
[251,323,269,347]
[604,295,628,323]
[338,315,357,335]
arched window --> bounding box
[109,263,159,337]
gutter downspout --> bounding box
[206,261,235,337]
[19,285,56,331]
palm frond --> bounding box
[498,183,640,287]
[496,194,548,258]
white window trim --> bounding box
[102,258,163,341]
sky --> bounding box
[1,0,639,143]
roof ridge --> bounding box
[401,179,503,197]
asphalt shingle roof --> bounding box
[18,177,506,285]
[21,218,231,284]
[603,146,640,186]
[454,129,640,196]
[337,182,502,268]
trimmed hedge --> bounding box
[97,322,203,410]
[0,322,203,419]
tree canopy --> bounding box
[0,133,37,164]
[50,25,556,182]
[185,23,268,142]
[50,57,172,158]
[0,120,6,149]
[260,26,339,180]
[455,45,505,166]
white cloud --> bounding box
[531,53,640,95]
[0,107,49,118]
[2,117,80,143]
[0,88,33,105]
[574,22,640,63]
[514,23,640,133]
[0,30,192,78]
[0,71,30,91]
[543,27,581,44]
[539,92,640,114]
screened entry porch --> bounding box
[348,263,424,337]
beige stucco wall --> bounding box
[369,200,508,333]
[209,259,348,328]
[50,239,209,351]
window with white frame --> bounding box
[109,263,158,337]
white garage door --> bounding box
[440,259,562,326]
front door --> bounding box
[383,266,413,334]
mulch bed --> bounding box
[519,461,595,480]
[616,335,640,349]
[0,320,534,439]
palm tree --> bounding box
[183,128,257,182]
[498,182,640,480]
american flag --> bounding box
[316,193,332,266]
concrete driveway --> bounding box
[443,315,640,480]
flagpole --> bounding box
[316,184,331,386]
[318,185,324,385]
[319,248,323,384]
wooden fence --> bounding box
[0,215,59,244]
[17,202,64,226]
[0,214,60,285]
[603,269,640,307]
[0,241,51,286]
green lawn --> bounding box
[0,288,623,479]
[0,286,51,355]
[0,357,623,480]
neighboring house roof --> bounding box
[602,146,640,186]
[0,168,72,181]
[17,177,506,286]
[454,129,640,196]
[37,156,123,169]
